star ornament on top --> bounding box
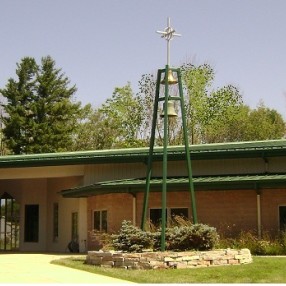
[156,18,181,41]
[156,17,181,66]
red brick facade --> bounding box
[86,187,286,248]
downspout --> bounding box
[256,185,262,239]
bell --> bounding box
[161,70,178,85]
[160,101,178,118]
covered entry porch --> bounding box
[0,164,86,252]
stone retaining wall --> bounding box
[86,248,252,269]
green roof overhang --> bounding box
[1,139,286,168]
[61,173,286,198]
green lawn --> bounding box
[52,256,286,283]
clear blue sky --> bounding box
[1,0,286,116]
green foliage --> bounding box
[217,230,286,255]
[112,220,153,252]
[181,62,245,144]
[153,224,219,251]
[4,57,284,153]
[71,60,286,150]
[137,62,285,146]
[113,220,218,252]
[99,84,144,148]
[0,56,83,154]
[72,83,148,150]
[244,102,285,140]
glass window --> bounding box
[71,212,78,241]
[150,208,167,228]
[94,211,100,231]
[170,208,189,219]
[150,207,189,228]
[53,203,59,242]
[93,210,108,232]
[101,210,107,232]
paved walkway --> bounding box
[0,253,134,284]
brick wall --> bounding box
[260,189,286,234]
[196,189,257,235]
[87,187,286,249]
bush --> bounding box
[89,230,113,251]
[216,230,286,255]
[153,224,219,251]
[113,220,219,253]
[112,220,153,252]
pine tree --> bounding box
[0,56,82,154]
[1,57,37,154]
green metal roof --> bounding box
[61,173,286,198]
[1,139,286,168]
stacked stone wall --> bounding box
[86,248,252,270]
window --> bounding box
[24,205,39,242]
[93,210,107,232]
[150,207,189,227]
[279,206,286,231]
[170,208,189,220]
[53,203,59,242]
[0,192,20,250]
[150,208,166,228]
[71,212,78,241]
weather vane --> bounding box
[156,17,181,66]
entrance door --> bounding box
[24,205,39,242]
[0,192,20,251]
[279,206,286,231]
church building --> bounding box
[0,139,285,252]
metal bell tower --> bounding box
[141,18,198,251]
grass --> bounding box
[52,255,286,283]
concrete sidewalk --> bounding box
[0,253,134,284]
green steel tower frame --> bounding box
[141,18,198,251]
[141,64,198,251]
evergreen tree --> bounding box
[0,56,82,154]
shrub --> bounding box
[89,230,113,251]
[153,223,219,251]
[113,220,219,253]
[168,224,218,251]
[216,230,286,255]
[112,220,153,252]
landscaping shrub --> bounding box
[153,224,219,251]
[89,230,113,251]
[112,220,219,252]
[216,230,286,255]
[101,219,286,255]
[112,220,153,252]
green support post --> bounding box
[141,69,162,230]
[177,68,198,223]
[161,65,170,251]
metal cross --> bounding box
[156,17,181,66]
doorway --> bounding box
[0,192,20,250]
[279,206,286,231]
[24,205,39,242]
